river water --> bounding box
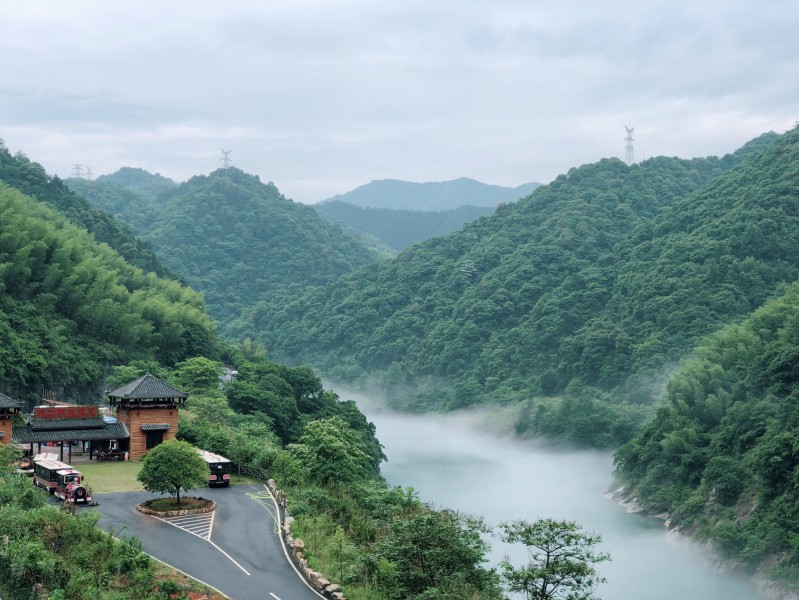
[344,390,766,600]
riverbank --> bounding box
[339,386,767,600]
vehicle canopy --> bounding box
[56,469,82,485]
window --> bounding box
[145,430,164,449]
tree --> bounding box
[137,439,209,505]
[288,416,372,487]
[174,356,223,395]
[0,442,21,474]
[497,519,610,600]
[377,510,502,598]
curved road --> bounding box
[95,483,323,600]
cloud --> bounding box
[0,0,796,203]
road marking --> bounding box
[250,483,326,599]
[246,489,279,533]
[269,594,282,600]
[155,511,214,540]
[152,508,251,576]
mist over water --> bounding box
[340,387,766,600]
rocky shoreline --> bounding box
[606,486,798,600]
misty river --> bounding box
[343,389,766,600]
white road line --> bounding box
[269,593,282,600]
[152,510,251,576]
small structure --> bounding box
[106,373,187,461]
[0,392,23,444]
[12,405,130,462]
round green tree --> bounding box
[137,439,209,505]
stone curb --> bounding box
[266,479,347,600]
[136,499,216,517]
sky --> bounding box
[1,0,797,204]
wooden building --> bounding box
[106,373,187,460]
[0,392,23,444]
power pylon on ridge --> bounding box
[71,163,84,178]
[85,166,93,181]
[624,126,635,165]
[220,149,233,176]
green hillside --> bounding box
[67,176,163,235]
[614,280,799,582]
[83,168,378,330]
[0,180,217,402]
[0,143,173,279]
[315,200,497,252]
[238,130,789,446]
[97,166,178,199]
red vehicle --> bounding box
[33,456,92,504]
[53,468,92,504]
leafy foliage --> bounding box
[0,142,173,278]
[0,474,161,600]
[288,416,374,486]
[498,519,610,600]
[0,180,217,401]
[614,281,799,578]
[76,167,378,331]
[137,439,210,504]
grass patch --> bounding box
[73,462,263,494]
[152,560,229,600]
[78,461,144,493]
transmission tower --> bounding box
[71,163,84,178]
[220,148,233,176]
[624,126,635,165]
[85,166,93,180]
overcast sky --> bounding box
[1,1,797,204]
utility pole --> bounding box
[220,149,233,176]
[624,126,635,165]
[71,163,84,178]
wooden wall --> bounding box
[0,417,12,445]
[116,406,178,460]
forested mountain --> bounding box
[615,280,799,581]
[0,179,217,403]
[76,168,378,330]
[321,177,539,210]
[236,130,790,446]
[97,166,178,199]
[315,200,496,252]
[0,143,173,278]
[67,176,163,235]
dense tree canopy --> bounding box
[74,167,378,329]
[614,280,799,580]
[0,141,173,278]
[0,180,217,402]
[137,439,210,505]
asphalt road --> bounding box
[94,483,324,600]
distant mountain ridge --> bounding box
[321,177,540,210]
[315,201,497,252]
